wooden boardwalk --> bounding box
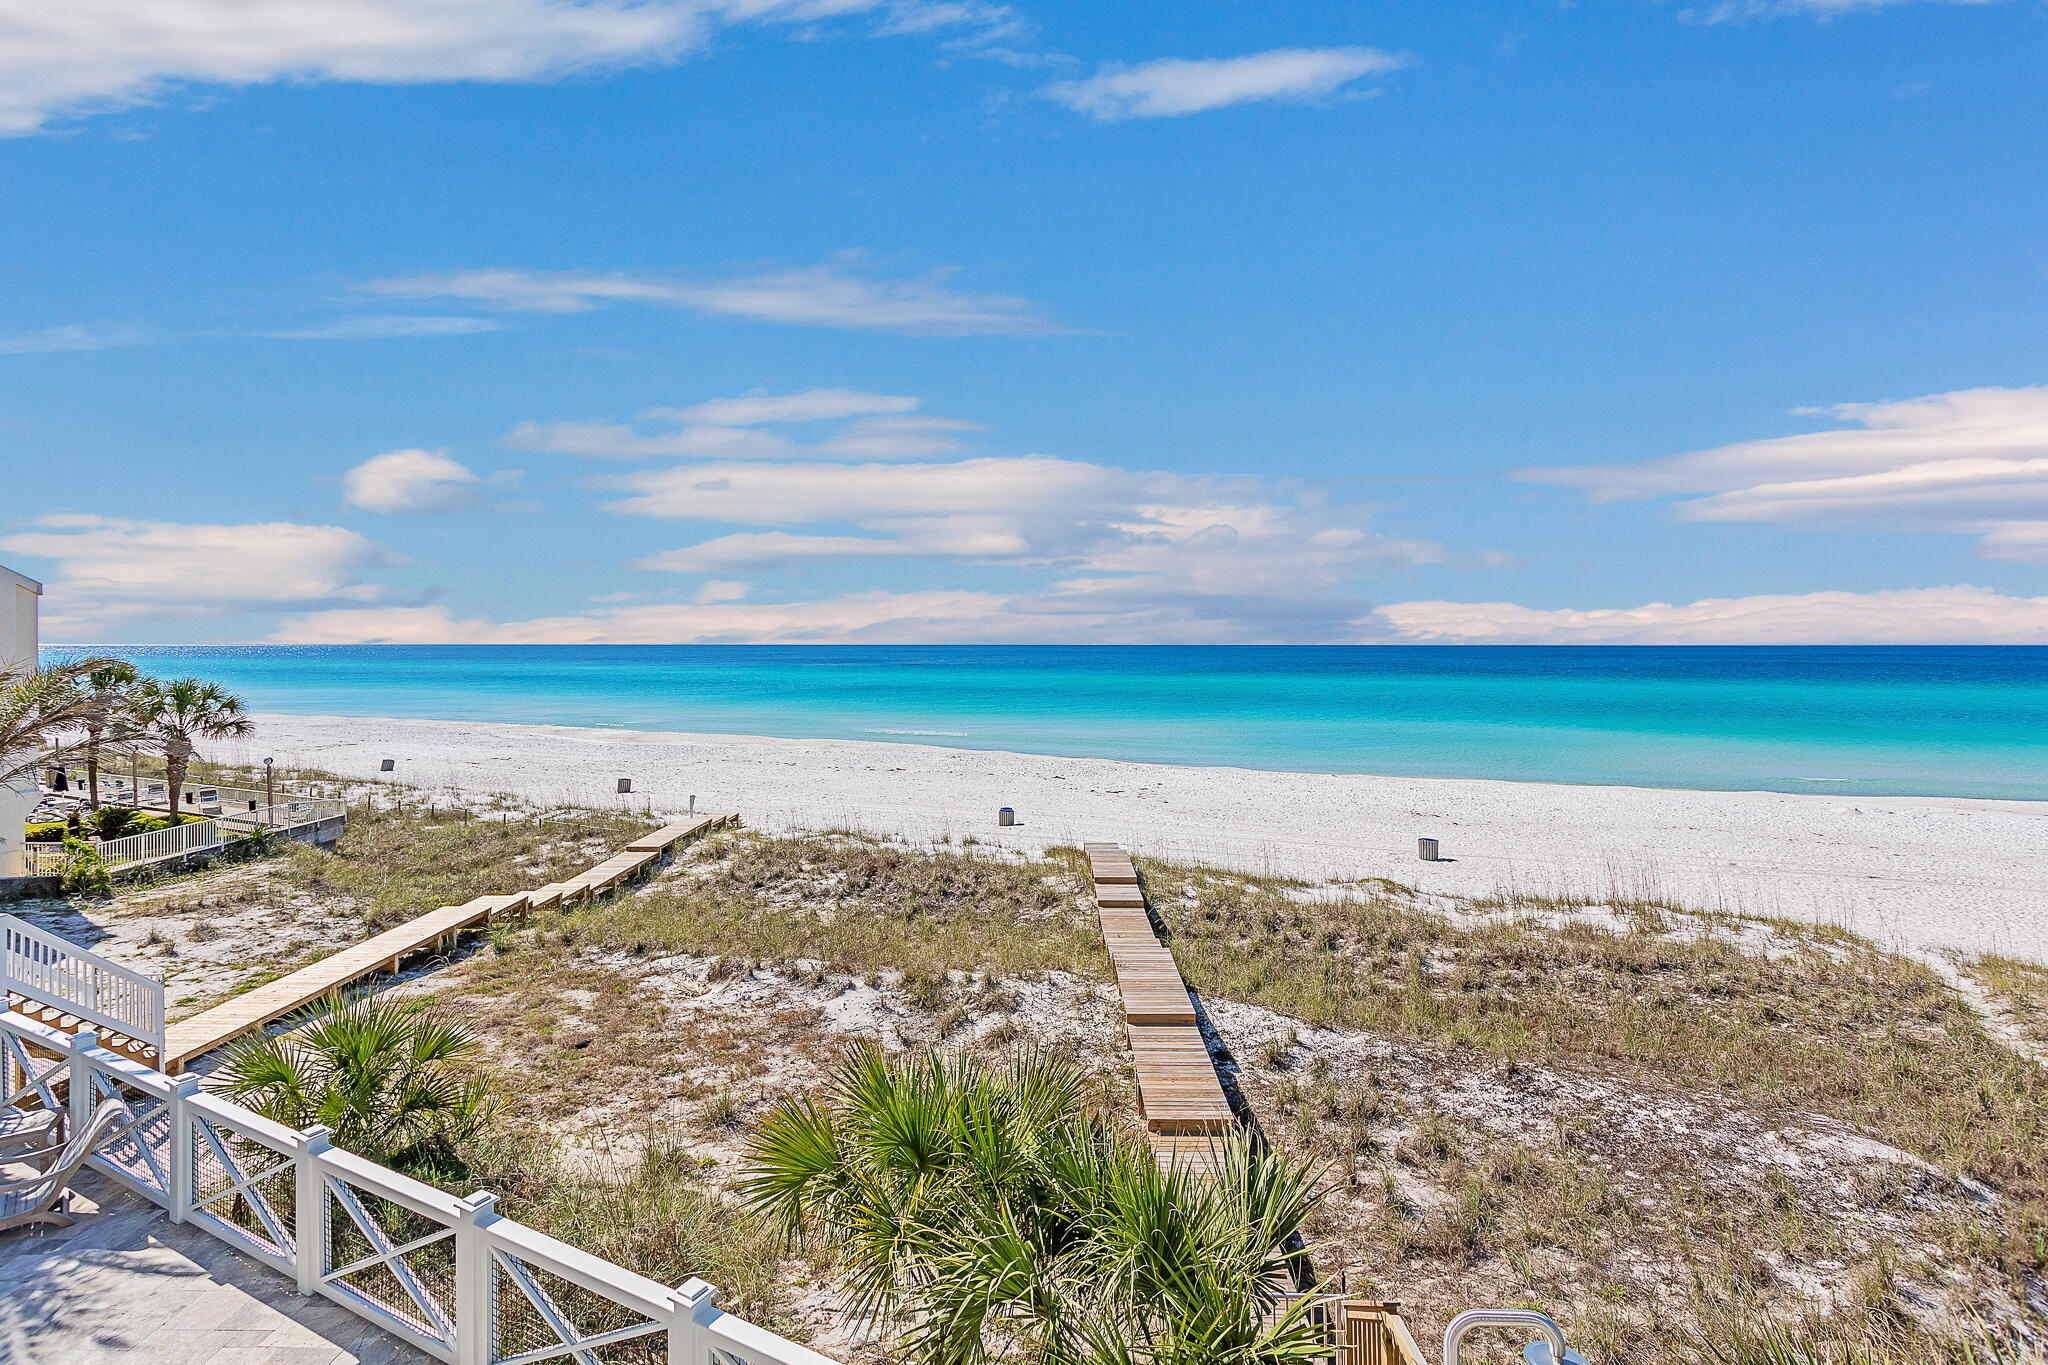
[160,811,737,1072]
[1084,842,1237,1172]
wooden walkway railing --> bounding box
[1084,842,1237,1172]
[156,811,737,1072]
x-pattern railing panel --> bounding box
[492,1248,666,1365]
[1,1028,68,1113]
[85,1068,172,1194]
[188,1111,297,1263]
[324,1175,457,1346]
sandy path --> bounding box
[219,713,2048,963]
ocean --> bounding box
[61,645,2048,801]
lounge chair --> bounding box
[0,1098,137,1232]
[0,1104,61,1165]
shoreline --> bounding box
[218,712,2048,964]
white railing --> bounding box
[1,913,166,1059]
[22,797,347,877]
[1,1007,840,1365]
[95,817,226,869]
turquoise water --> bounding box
[54,645,2048,800]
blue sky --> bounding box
[2,0,2046,644]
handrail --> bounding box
[0,912,165,1057]
[1445,1310,1570,1365]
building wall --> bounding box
[0,565,43,877]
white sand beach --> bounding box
[221,712,2048,964]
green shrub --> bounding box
[25,821,68,843]
[91,806,138,839]
[58,839,113,898]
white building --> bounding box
[1,561,44,877]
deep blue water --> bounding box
[47,645,2048,800]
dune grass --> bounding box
[1974,955,2048,1048]
[1140,859,2048,1275]
[557,831,1106,985]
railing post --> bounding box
[67,1029,101,1131]
[292,1125,333,1295]
[454,1191,500,1365]
[167,1073,202,1223]
[669,1277,721,1365]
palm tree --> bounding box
[76,659,140,809]
[0,656,122,788]
[743,1044,1330,1365]
[129,676,252,811]
[213,992,501,1169]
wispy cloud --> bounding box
[342,449,488,513]
[362,260,1058,335]
[1520,383,2048,563]
[0,323,145,355]
[1681,0,2001,22]
[1043,47,1412,121]
[0,513,398,633]
[505,389,980,460]
[255,315,503,340]
[0,0,1024,137]
[1369,585,2048,644]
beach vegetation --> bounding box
[742,1042,1328,1365]
[213,991,501,1175]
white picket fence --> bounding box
[1,914,165,1059]
[1,1007,836,1365]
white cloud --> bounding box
[1369,585,2048,645]
[1043,47,1411,121]
[0,0,1021,136]
[504,391,979,461]
[696,579,750,603]
[342,448,486,513]
[505,419,793,460]
[609,453,1441,640]
[1683,0,1999,21]
[632,532,918,571]
[658,388,918,426]
[269,591,1025,644]
[0,513,397,632]
[1521,384,2048,562]
[361,260,1056,335]
[0,0,709,135]
[0,323,145,355]
[256,315,502,340]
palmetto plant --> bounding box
[213,992,502,1170]
[129,676,252,810]
[742,1044,1329,1365]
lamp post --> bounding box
[264,757,275,827]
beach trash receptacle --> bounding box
[617,777,633,794]
[1418,837,1440,862]
[380,758,395,772]
[998,807,1015,827]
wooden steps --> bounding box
[5,994,159,1066]
[1086,843,1236,1156]
[160,810,741,1072]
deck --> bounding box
[157,811,737,1072]
[1084,843,1237,1171]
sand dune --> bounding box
[222,712,2048,964]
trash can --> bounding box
[1418,837,1440,862]
[380,758,395,772]
[998,807,1015,827]
[617,778,633,794]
